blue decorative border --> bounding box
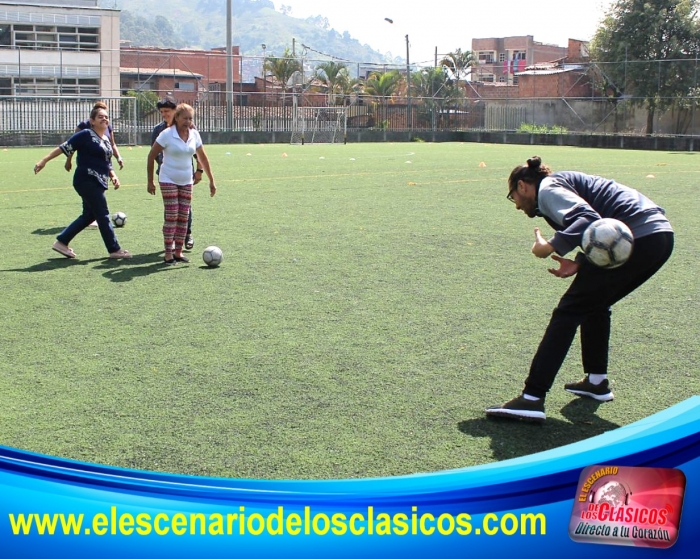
[2,397,699,557]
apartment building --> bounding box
[0,0,120,97]
[472,35,567,86]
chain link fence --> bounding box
[2,52,700,145]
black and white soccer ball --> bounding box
[582,218,634,269]
[111,211,127,227]
[202,245,223,267]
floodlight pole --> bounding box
[262,43,267,115]
[386,19,412,133]
[226,0,233,131]
[406,34,411,132]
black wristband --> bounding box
[196,169,204,173]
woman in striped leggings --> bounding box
[147,103,216,265]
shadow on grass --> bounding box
[1,252,178,281]
[1,257,104,272]
[31,227,66,236]
[94,252,185,282]
[458,398,620,462]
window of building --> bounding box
[0,78,11,96]
[481,74,494,83]
[478,51,494,64]
[175,82,195,91]
[499,53,506,63]
[133,80,155,90]
[0,25,10,47]
[4,24,99,51]
[12,77,99,96]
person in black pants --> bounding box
[34,105,131,260]
[486,156,673,422]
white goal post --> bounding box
[291,106,347,145]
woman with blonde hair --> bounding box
[147,103,216,265]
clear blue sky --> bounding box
[278,0,614,64]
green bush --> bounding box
[517,123,568,134]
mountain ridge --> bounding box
[101,0,396,67]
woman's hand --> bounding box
[147,182,156,195]
[34,160,46,174]
[209,182,217,197]
[111,175,120,189]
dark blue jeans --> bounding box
[524,232,674,398]
[57,179,120,254]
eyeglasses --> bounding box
[506,186,517,203]
[95,114,110,120]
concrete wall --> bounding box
[119,130,700,151]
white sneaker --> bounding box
[88,221,98,228]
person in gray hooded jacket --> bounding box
[486,156,674,422]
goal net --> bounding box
[291,107,347,145]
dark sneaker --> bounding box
[565,378,614,402]
[185,235,194,250]
[486,395,546,422]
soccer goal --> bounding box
[291,107,347,145]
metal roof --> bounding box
[120,67,203,78]
[516,64,585,76]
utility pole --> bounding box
[226,0,233,130]
[406,34,411,131]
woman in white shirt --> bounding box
[147,103,216,265]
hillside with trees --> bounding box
[102,0,395,66]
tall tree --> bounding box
[590,0,700,134]
[263,47,302,105]
[439,48,476,83]
[410,67,463,128]
[314,61,350,105]
[362,70,402,98]
[362,70,403,128]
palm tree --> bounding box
[263,47,302,106]
[314,61,350,106]
[363,70,402,98]
[363,70,403,128]
[410,67,463,129]
[440,48,477,84]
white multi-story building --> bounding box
[0,0,119,97]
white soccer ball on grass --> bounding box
[112,212,127,227]
[202,246,223,267]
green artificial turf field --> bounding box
[1,141,698,479]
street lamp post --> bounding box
[262,43,267,113]
[385,19,412,132]
[405,34,411,131]
[226,0,233,130]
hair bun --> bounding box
[526,156,542,169]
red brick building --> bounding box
[467,38,594,99]
[515,40,593,98]
[471,35,568,86]
[119,46,242,103]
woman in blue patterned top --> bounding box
[34,105,132,259]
